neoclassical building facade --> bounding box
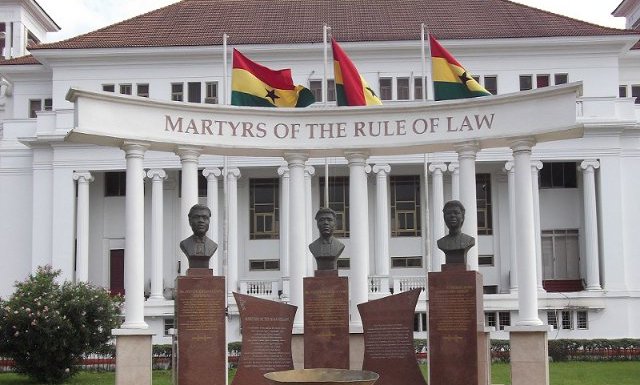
[1,0,640,343]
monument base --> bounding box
[507,325,551,385]
[112,328,154,385]
[292,333,364,370]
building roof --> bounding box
[0,55,41,65]
[30,0,638,51]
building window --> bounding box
[547,311,558,329]
[103,84,115,92]
[486,311,510,330]
[309,79,335,103]
[619,85,628,98]
[337,258,350,269]
[498,311,511,330]
[188,82,202,103]
[319,176,349,236]
[136,83,149,97]
[536,74,550,88]
[379,77,392,100]
[519,75,533,91]
[327,79,336,102]
[577,310,588,330]
[476,173,492,235]
[485,312,496,328]
[484,76,497,95]
[28,98,52,118]
[249,178,279,240]
[249,259,280,271]
[561,310,573,330]
[391,256,423,268]
[397,77,410,100]
[539,162,577,188]
[414,312,427,332]
[390,175,421,237]
[554,73,568,85]
[632,85,640,104]
[205,82,218,104]
[164,318,175,336]
[171,83,184,101]
[414,77,426,100]
[542,229,580,280]
[483,285,498,294]
[478,255,494,266]
[105,172,126,197]
[119,84,132,95]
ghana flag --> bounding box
[331,39,382,106]
[430,35,491,101]
[231,49,315,107]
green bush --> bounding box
[0,266,122,384]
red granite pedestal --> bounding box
[303,273,349,369]
[175,268,226,385]
[428,264,485,385]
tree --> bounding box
[0,266,122,384]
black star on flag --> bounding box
[458,71,473,87]
[265,89,280,103]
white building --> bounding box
[1,0,640,344]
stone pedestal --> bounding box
[507,326,551,385]
[359,288,426,385]
[232,293,297,385]
[175,269,226,385]
[303,275,349,369]
[112,328,154,385]
[292,333,364,370]
[428,266,485,385]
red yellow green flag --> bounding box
[331,39,382,106]
[231,49,315,107]
[430,35,491,101]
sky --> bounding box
[38,0,628,43]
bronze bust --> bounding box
[309,207,345,271]
[180,204,218,269]
[437,200,475,267]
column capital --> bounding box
[504,160,514,172]
[344,151,368,165]
[372,164,391,175]
[304,165,316,176]
[428,162,448,174]
[447,161,459,173]
[175,146,202,162]
[530,160,543,172]
[121,141,149,158]
[202,167,221,179]
[453,141,479,158]
[580,159,600,171]
[509,137,536,153]
[146,168,167,180]
[226,167,241,179]
[73,171,94,183]
[277,165,290,177]
[283,152,309,167]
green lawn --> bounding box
[0,362,637,384]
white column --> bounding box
[121,142,149,329]
[226,168,241,294]
[73,171,94,283]
[3,22,11,59]
[505,161,518,293]
[304,165,315,275]
[278,166,290,278]
[285,153,308,328]
[531,161,544,291]
[454,142,479,270]
[372,164,391,280]
[448,161,460,200]
[146,169,166,300]
[176,146,201,274]
[203,168,221,273]
[346,152,370,327]
[511,138,542,326]
[581,160,602,291]
[429,162,448,271]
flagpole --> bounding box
[223,33,228,105]
[423,152,431,385]
[420,24,427,101]
[222,32,230,385]
[425,28,434,101]
[323,24,330,206]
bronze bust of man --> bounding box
[437,200,475,266]
[309,207,345,271]
[180,203,218,269]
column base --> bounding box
[112,328,155,385]
[506,325,551,385]
[585,285,603,291]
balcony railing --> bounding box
[239,280,279,299]
[393,276,427,295]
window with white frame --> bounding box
[119,84,132,95]
[28,98,52,118]
[249,178,279,240]
[205,82,218,104]
[397,77,410,100]
[164,318,175,336]
[136,83,149,97]
[187,82,201,103]
[485,311,511,330]
[414,77,426,100]
[391,256,423,268]
[309,79,335,103]
[390,175,421,237]
[548,310,589,330]
[249,259,280,271]
[539,162,577,188]
[379,77,392,100]
[542,229,580,280]
[171,83,184,101]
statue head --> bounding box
[315,207,337,238]
[442,200,465,233]
[188,204,211,237]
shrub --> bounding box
[0,266,122,384]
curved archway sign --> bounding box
[65,83,582,155]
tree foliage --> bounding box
[0,266,122,384]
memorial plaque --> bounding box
[303,276,349,369]
[358,288,425,385]
[176,274,226,385]
[232,292,297,385]
[428,269,484,385]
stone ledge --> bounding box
[505,325,552,333]
[112,328,155,336]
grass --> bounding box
[0,362,637,384]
